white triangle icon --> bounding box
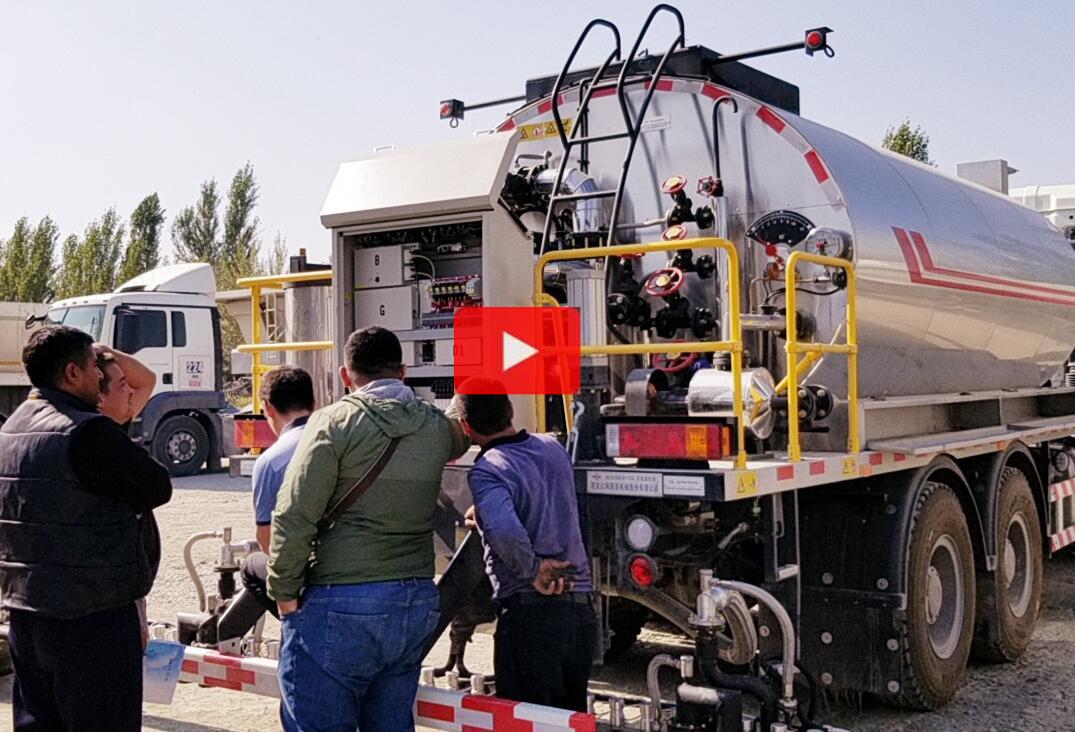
[502,331,538,372]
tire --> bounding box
[152,415,209,477]
[898,482,976,710]
[973,468,1043,662]
[604,598,649,661]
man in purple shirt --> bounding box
[455,386,596,712]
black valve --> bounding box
[607,293,652,330]
[694,254,716,280]
[694,205,715,230]
[690,307,716,338]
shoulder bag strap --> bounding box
[317,436,402,532]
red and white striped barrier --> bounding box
[179,646,281,697]
[178,647,595,730]
[1050,478,1075,502]
[415,685,596,732]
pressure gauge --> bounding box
[745,210,815,248]
[803,227,853,260]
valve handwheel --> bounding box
[643,267,685,298]
[660,175,688,195]
[652,349,698,374]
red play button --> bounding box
[453,306,581,395]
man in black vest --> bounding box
[0,325,172,731]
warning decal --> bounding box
[517,118,573,141]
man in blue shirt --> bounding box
[225,366,313,631]
[455,385,597,712]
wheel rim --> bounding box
[925,534,965,660]
[166,430,197,463]
[1003,511,1033,618]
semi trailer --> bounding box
[76,5,1075,731]
[321,4,1075,726]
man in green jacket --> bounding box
[268,326,468,732]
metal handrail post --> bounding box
[784,252,858,461]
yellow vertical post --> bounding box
[724,246,747,470]
[785,271,802,461]
[251,285,262,415]
[845,268,859,453]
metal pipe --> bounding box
[646,653,693,725]
[709,578,796,705]
[184,530,222,613]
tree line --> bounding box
[0,163,288,304]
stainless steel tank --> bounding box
[284,280,335,410]
[507,77,1075,399]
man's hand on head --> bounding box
[532,558,573,596]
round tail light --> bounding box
[629,554,657,588]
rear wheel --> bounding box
[898,482,976,709]
[152,415,209,477]
[973,468,1043,662]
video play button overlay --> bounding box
[453,306,581,395]
[502,332,538,372]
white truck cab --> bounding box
[45,263,227,476]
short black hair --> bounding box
[23,325,95,389]
[455,390,514,437]
[259,365,314,414]
[344,327,403,380]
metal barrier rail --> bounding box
[784,251,858,461]
[234,271,333,414]
[534,237,748,468]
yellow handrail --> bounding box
[534,237,748,468]
[784,251,858,461]
[236,270,334,414]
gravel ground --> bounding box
[2,471,1074,731]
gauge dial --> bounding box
[745,210,815,248]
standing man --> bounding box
[0,325,172,731]
[454,384,597,712]
[95,344,160,650]
[234,366,315,625]
[268,327,469,732]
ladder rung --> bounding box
[565,131,631,146]
[551,190,617,203]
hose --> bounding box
[699,659,777,730]
[184,531,221,613]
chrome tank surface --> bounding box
[506,78,1075,399]
[284,281,334,410]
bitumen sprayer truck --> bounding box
[32,6,1075,731]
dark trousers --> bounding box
[494,598,597,712]
[240,551,279,619]
[8,603,142,732]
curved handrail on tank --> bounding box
[534,236,748,468]
[540,20,622,257]
[549,19,622,152]
[235,270,333,415]
[607,4,686,246]
[711,95,739,182]
[783,252,859,461]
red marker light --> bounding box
[629,555,657,588]
[806,30,823,48]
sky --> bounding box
[2,1,1073,266]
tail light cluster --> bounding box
[606,422,731,460]
[628,554,658,589]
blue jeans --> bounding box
[278,579,440,732]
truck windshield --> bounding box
[47,305,105,341]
